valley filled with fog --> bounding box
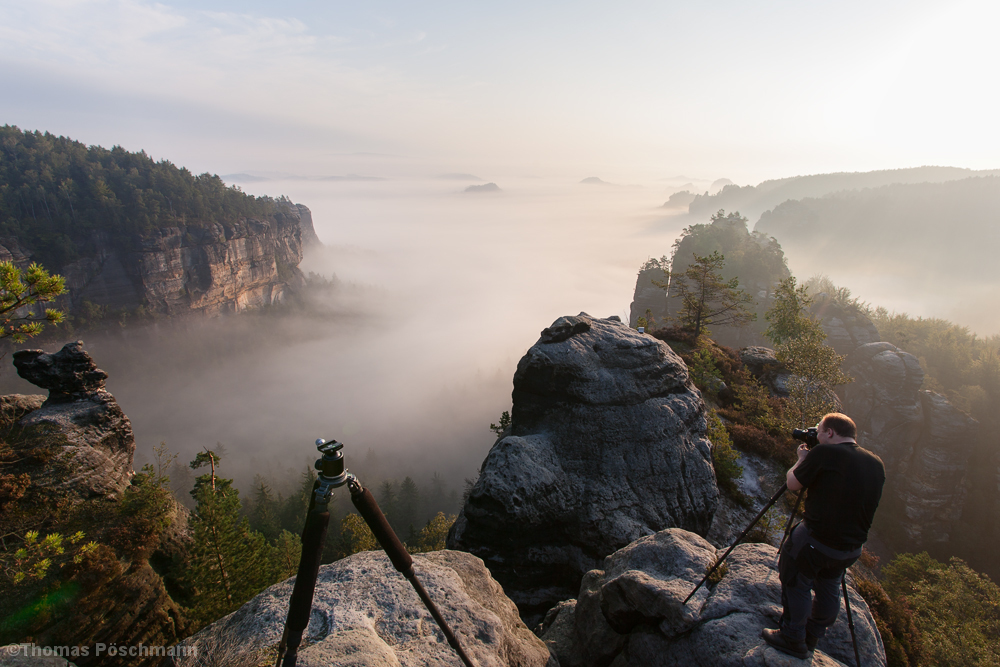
[1,170,993,496]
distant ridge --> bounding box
[688,166,1000,220]
[437,173,483,181]
[580,176,608,185]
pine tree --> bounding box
[397,477,421,544]
[377,480,397,527]
[658,251,755,339]
[247,475,281,543]
[186,455,275,623]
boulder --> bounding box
[448,314,718,620]
[169,550,553,667]
[540,528,885,667]
[842,342,978,549]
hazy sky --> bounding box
[2,0,998,183]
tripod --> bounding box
[274,439,477,667]
[684,482,862,666]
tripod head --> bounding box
[313,438,354,508]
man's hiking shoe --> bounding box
[762,628,809,659]
[806,633,819,651]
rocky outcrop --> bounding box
[539,528,884,667]
[448,314,718,620]
[0,343,192,666]
[842,342,978,548]
[7,341,133,500]
[812,298,880,356]
[7,202,314,319]
[295,203,323,249]
[628,267,668,328]
[170,550,553,667]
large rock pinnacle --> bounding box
[448,314,719,619]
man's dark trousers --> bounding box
[778,523,859,642]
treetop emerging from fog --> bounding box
[0,126,292,270]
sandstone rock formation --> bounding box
[170,550,553,667]
[627,265,668,328]
[0,343,191,666]
[842,342,978,549]
[6,201,314,319]
[539,528,885,667]
[295,203,323,249]
[812,298,880,356]
[8,341,133,499]
[448,314,718,620]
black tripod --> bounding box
[683,482,861,666]
[274,439,477,667]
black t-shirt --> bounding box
[792,442,886,551]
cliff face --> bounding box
[4,202,318,318]
[627,267,668,328]
[842,342,979,549]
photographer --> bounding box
[762,413,885,659]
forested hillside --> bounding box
[687,166,1000,220]
[0,125,290,270]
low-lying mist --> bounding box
[0,175,686,502]
[2,169,993,506]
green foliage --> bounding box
[871,307,1000,418]
[854,577,922,667]
[2,530,97,586]
[411,513,456,553]
[765,277,822,345]
[706,410,747,506]
[489,410,511,437]
[765,277,851,428]
[881,552,1000,667]
[186,476,275,625]
[688,348,724,397]
[660,250,756,338]
[639,255,670,273]
[707,560,729,587]
[339,513,378,556]
[0,125,293,270]
[270,530,301,582]
[729,376,782,433]
[669,210,790,297]
[247,475,281,543]
[0,260,65,343]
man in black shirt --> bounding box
[762,412,885,659]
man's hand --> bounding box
[796,443,809,462]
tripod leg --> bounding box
[684,483,787,605]
[841,574,861,667]
[276,482,331,667]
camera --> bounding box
[791,427,819,447]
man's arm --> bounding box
[786,443,809,491]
